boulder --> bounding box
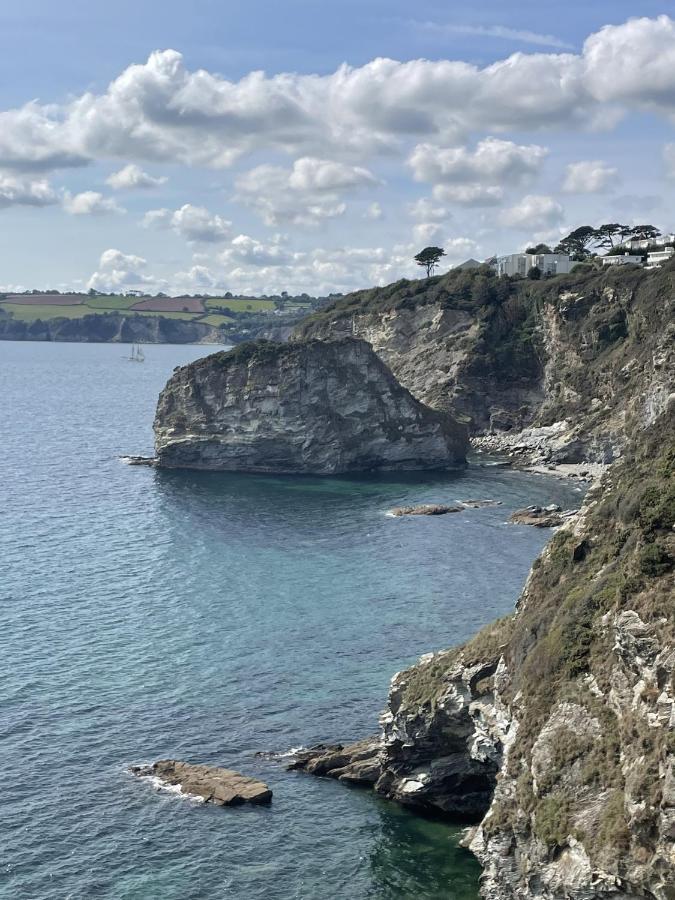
[287,738,382,785]
[130,760,272,805]
[153,338,468,474]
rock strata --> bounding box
[153,338,468,473]
[131,760,272,806]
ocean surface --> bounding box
[1,341,584,900]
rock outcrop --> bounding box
[509,505,577,527]
[153,338,468,473]
[131,760,272,805]
[296,409,675,898]
[295,263,675,467]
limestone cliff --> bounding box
[295,263,674,466]
[296,409,675,898]
[153,338,467,473]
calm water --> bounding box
[0,341,583,900]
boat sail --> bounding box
[127,342,145,362]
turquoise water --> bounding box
[1,341,584,899]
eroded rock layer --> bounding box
[153,338,468,473]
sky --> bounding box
[1,0,675,296]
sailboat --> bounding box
[127,342,145,362]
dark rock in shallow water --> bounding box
[509,505,576,527]
[153,338,468,474]
[130,760,272,805]
[288,738,382,785]
[389,504,462,517]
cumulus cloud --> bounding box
[63,191,125,215]
[408,197,449,221]
[235,157,376,226]
[563,160,617,193]
[86,248,156,291]
[432,184,504,206]
[106,163,167,190]
[143,203,231,242]
[413,222,443,244]
[4,19,675,175]
[0,173,58,208]
[499,194,564,229]
[219,234,295,268]
[409,138,548,186]
[365,202,383,220]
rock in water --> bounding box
[389,504,462,516]
[509,505,576,527]
[153,339,468,473]
[130,760,272,805]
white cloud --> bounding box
[235,157,376,226]
[365,201,383,220]
[106,163,167,190]
[410,20,574,51]
[408,197,449,221]
[563,160,617,193]
[86,248,156,291]
[143,203,231,242]
[432,184,503,207]
[220,234,295,268]
[499,195,564,229]
[63,190,125,215]
[413,222,443,244]
[7,19,675,175]
[0,173,58,208]
[409,137,547,186]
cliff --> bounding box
[295,408,675,898]
[0,310,228,344]
[153,338,468,473]
[295,263,674,466]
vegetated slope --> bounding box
[377,409,675,898]
[295,262,674,464]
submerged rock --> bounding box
[389,504,462,516]
[130,760,272,805]
[153,338,468,474]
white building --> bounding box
[602,254,643,266]
[646,247,675,267]
[495,253,572,278]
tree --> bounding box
[594,224,631,251]
[555,226,597,260]
[527,265,542,280]
[414,246,446,277]
[629,225,661,242]
[525,243,552,254]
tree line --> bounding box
[527,223,664,261]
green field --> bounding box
[1,302,200,323]
[206,297,275,312]
[200,313,235,326]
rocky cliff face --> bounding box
[297,408,674,898]
[153,338,468,473]
[295,263,675,466]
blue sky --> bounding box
[0,2,674,295]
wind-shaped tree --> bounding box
[414,246,446,277]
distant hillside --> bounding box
[0,290,327,343]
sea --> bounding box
[1,341,584,900]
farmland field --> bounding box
[200,313,235,326]
[206,297,275,312]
